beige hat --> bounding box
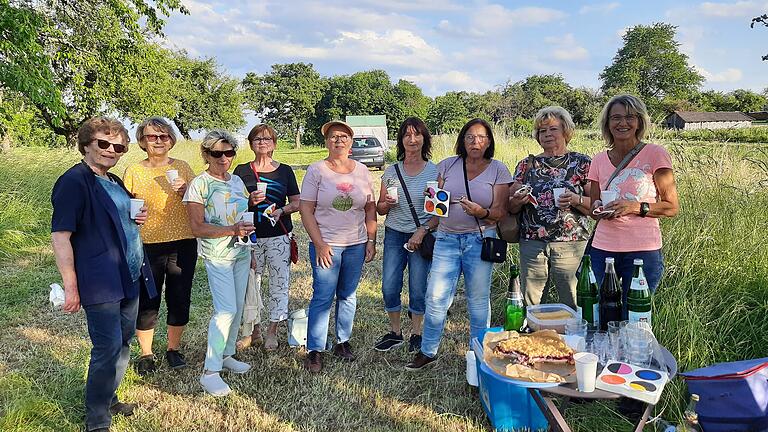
[321,120,354,138]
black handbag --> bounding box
[462,158,507,263]
[393,164,434,260]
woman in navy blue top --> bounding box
[51,117,156,432]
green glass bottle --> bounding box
[576,255,600,328]
[504,264,525,332]
[627,259,652,325]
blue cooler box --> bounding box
[473,327,549,432]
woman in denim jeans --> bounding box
[373,117,438,354]
[300,120,377,373]
[588,95,680,313]
[406,118,513,371]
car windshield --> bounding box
[352,138,381,149]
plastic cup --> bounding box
[241,212,255,224]
[574,352,599,392]
[165,169,179,184]
[256,182,268,193]
[129,198,144,219]
[553,187,566,205]
[426,181,438,189]
[387,186,399,203]
[601,190,618,204]
[465,350,479,386]
[565,318,588,338]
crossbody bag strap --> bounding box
[250,162,291,237]
[393,163,422,228]
[462,157,484,235]
[584,141,647,252]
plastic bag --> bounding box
[49,283,65,309]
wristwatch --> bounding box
[639,202,650,217]
[423,225,433,233]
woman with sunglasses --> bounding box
[51,117,156,431]
[122,117,197,376]
[183,130,262,396]
[233,124,300,352]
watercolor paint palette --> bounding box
[424,186,451,217]
[595,361,669,404]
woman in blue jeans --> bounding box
[374,117,438,353]
[407,118,513,371]
[300,120,377,373]
[51,117,157,431]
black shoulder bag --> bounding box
[462,158,507,263]
[394,163,435,259]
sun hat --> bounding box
[321,120,354,138]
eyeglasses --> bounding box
[143,134,171,143]
[252,137,274,143]
[94,139,128,154]
[328,135,350,143]
[464,134,489,143]
[538,126,562,134]
[206,149,236,158]
[609,114,639,123]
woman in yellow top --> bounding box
[122,117,197,375]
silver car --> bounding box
[350,136,385,169]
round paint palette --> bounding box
[423,186,451,218]
[595,361,669,404]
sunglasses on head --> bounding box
[206,149,236,158]
[95,139,128,154]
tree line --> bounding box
[2,2,767,149]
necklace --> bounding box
[540,152,571,170]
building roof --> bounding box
[345,115,387,127]
[670,111,754,122]
[748,111,768,121]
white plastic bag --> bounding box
[49,283,65,309]
[287,309,308,347]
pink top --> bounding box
[587,143,673,252]
[300,160,374,247]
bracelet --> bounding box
[482,208,491,219]
[367,239,375,243]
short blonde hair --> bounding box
[598,94,651,148]
[136,117,177,151]
[77,117,129,155]
[531,106,576,144]
[200,129,239,163]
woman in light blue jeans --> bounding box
[406,118,513,371]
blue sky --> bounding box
[159,0,767,98]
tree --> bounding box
[392,79,431,123]
[0,0,188,145]
[165,51,244,140]
[426,92,470,134]
[600,23,703,112]
[242,63,325,148]
[751,14,768,60]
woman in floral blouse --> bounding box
[508,106,592,308]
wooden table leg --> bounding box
[528,389,572,432]
[633,404,654,432]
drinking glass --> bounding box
[565,318,588,338]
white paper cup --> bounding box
[129,198,144,219]
[256,182,268,193]
[553,187,566,205]
[241,212,255,224]
[387,186,399,202]
[165,169,179,184]
[601,190,618,204]
[574,352,599,392]
[426,181,438,190]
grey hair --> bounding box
[598,94,651,149]
[135,117,177,150]
[531,106,576,144]
[200,129,239,163]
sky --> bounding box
[159,0,768,98]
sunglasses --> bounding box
[206,149,236,158]
[95,139,128,154]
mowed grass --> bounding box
[1,131,768,431]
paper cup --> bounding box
[553,187,566,205]
[241,211,255,224]
[574,352,599,392]
[387,186,399,202]
[165,169,179,184]
[256,182,268,193]
[129,198,144,219]
[601,190,618,204]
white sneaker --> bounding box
[222,356,251,374]
[199,372,231,396]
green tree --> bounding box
[426,92,470,134]
[166,51,244,140]
[731,89,766,112]
[600,23,703,112]
[393,79,431,122]
[242,63,325,148]
[0,0,187,145]
[751,14,768,61]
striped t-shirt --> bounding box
[381,161,438,233]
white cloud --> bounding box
[355,0,464,12]
[434,19,484,38]
[696,66,743,82]
[699,1,768,18]
[677,26,706,55]
[545,34,590,61]
[400,71,491,95]
[328,30,444,70]
[470,5,567,36]
[579,2,620,14]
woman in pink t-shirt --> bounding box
[299,120,377,373]
[587,94,680,315]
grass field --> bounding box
[1,131,768,432]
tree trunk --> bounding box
[294,128,301,149]
[1,134,11,153]
[173,118,192,140]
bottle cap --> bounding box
[633,258,644,265]
[691,394,700,401]
[605,257,615,264]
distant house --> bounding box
[345,115,389,150]
[748,111,768,122]
[664,111,754,130]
